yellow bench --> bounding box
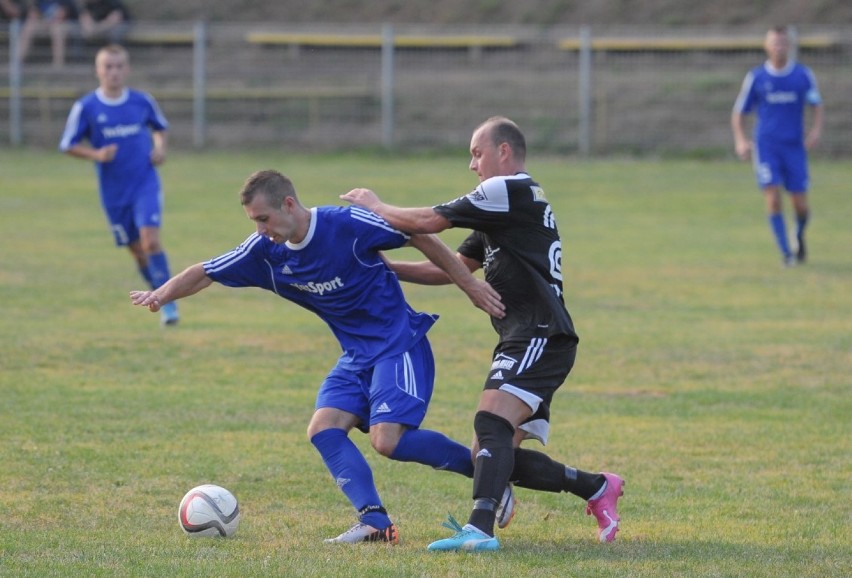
[558,34,838,52]
[246,31,518,50]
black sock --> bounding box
[512,448,605,500]
[469,411,515,536]
[511,447,566,492]
[564,466,606,500]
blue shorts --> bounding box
[316,336,435,432]
[753,139,809,193]
[102,190,163,247]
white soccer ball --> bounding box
[178,484,240,538]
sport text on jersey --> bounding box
[101,123,142,139]
[289,276,345,296]
[765,91,798,104]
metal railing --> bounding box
[4,22,850,156]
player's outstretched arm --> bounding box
[129,263,213,313]
[385,250,481,286]
[341,188,450,234]
[387,258,451,285]
[408,234,505,319]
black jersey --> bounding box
[434,173,578,344]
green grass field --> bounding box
[1,150,849,577]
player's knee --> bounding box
[370,437,397,458]
[141,238,163,255]
[370,431,400,457]
[139,227,163,254]
[306,422,322,440]
[128,250,146,269]
[306,412,335,439]
[469,442,479,463]
[763,189,782,212]
[474,410,515,448]
[370,424,404,457]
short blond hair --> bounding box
[96,43,129,64]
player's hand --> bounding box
[150,147,166,166]
[805,130,821,150]
[467,279,506,319]
[129,290,162,312]
[98,144,118,163]
[734,139,751,161]
[340,188,381,212]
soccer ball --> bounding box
[178,484,240,538]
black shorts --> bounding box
[484,334,577,445]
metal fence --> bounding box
[3,22,851,156]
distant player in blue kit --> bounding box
[732,25,824,267]
[130,170,512,544]
[60,44,179,325]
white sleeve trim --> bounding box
[466,176,510,212]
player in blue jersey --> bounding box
[130,169,512,544]
[732,26,824,267]
[343,117,624,551]
[60,44,178,325]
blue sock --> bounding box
[310,428,391,529]
[390,428,474,477]
[768,213,791,258]
[138,265,154,288]
[147,252,172,289]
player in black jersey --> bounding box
[342,116,624,550]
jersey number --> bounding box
[549,240,562,282]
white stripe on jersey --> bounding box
[804,67,822,104]
[350,206,407,237]
[518,337,547,373]
[467,173,530,213]
[733,71,755,114]
[59,101,84,151]
[204,233,264,273]
[142,92,170,130]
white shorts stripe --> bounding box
[402,351,417,398]
[518,337,547,373]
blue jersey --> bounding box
[202,206,438,370]
[733,60,822,145]
[59,87,168,208]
